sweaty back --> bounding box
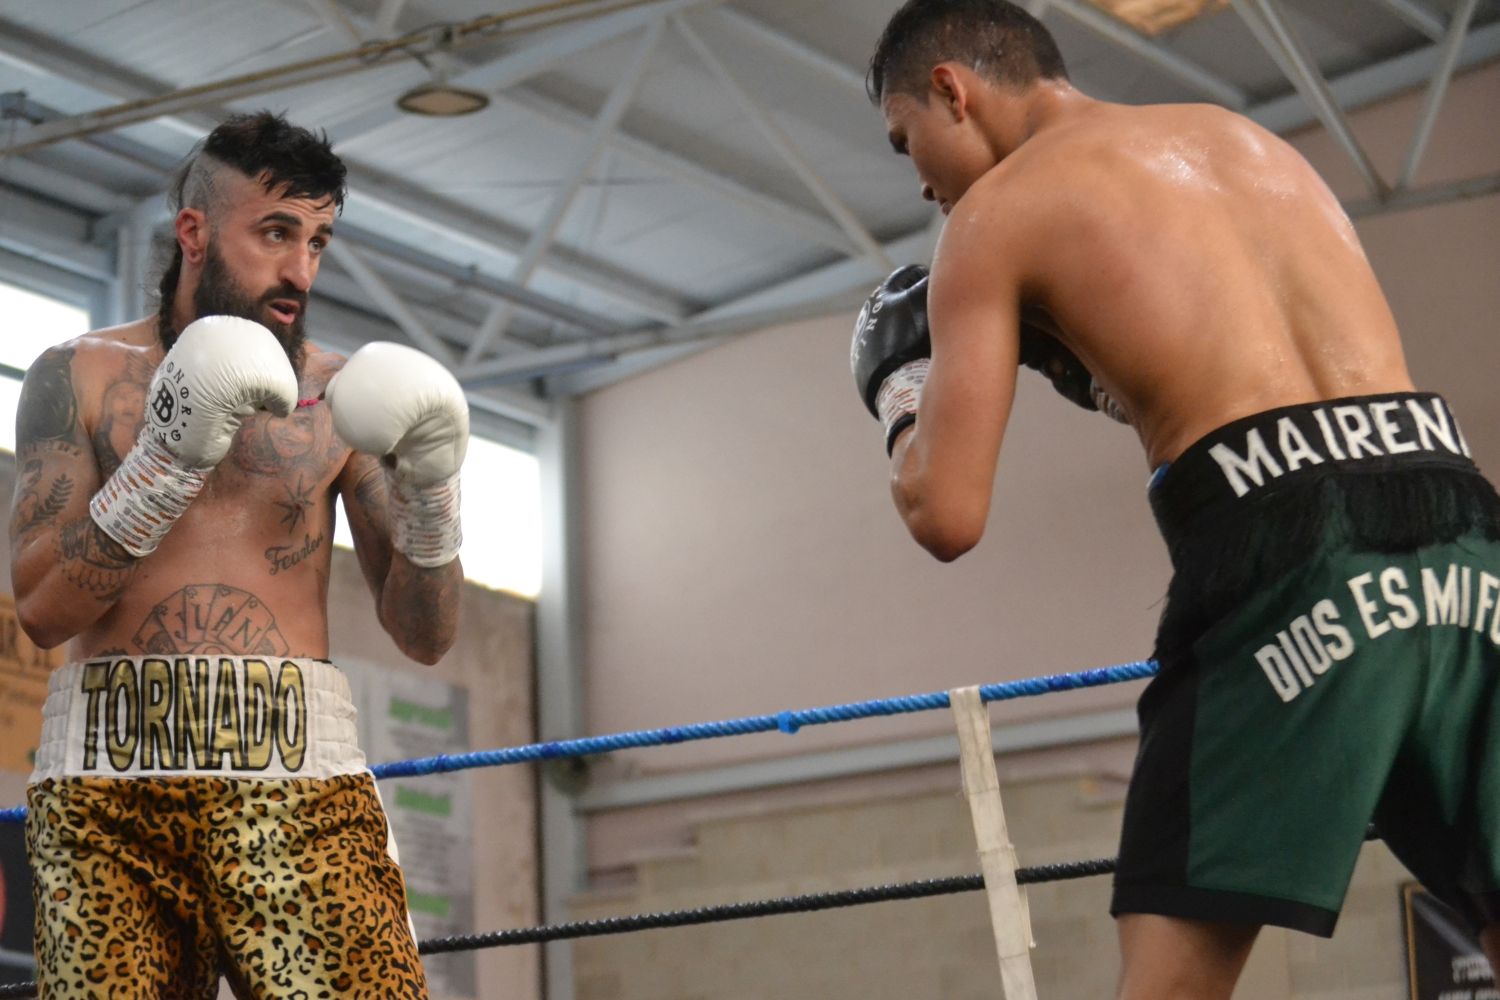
[1003,102,1412,465]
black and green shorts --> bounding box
[1112,392,1500,936]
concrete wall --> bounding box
[573,771,1416,1000]
[0,453,541,1000]
[568,58,1500,999]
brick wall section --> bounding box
[572,773,1421,1000]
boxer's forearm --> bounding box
[11,516,138,648]
[378,554,463,664]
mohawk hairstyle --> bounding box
[867,0,1069,104]
[167,110,346,216]
[155,111,345,339]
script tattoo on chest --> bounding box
[132,584,290,656]
[265,532,325,576]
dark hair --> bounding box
[867,0,1069,104]
[154,111,346,336]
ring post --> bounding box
[950,685,1038,999]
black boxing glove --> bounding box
[1017,309,1129,423]
[851,265,931,453]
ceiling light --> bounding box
[396,81,490,116]
[1089,0,1229,36]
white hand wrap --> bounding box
[86,316,295,558]
[89,432,208,557]
[387,471,463,569]
[326,342,469,569]
[875,358,929,453]
[1090,381,1131,425]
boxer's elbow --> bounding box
[380,560,462,665]
[908,511,983,562]
[385,619,456,665]
[12,563,83,650]
[893,480,985,562]
[16,599,74,651]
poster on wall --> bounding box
[0,593,65,776]
[1404,882,1497,999]
[343,661,477,1000]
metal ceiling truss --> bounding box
[0,11,694,323]
[0,0,1497,395]
[459,18,667,369]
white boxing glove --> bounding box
[90,316,299,557]
[326,342,469,568]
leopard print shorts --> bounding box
[26,774,430,999]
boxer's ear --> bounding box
[930,64,969,122]
[176,207,208,265]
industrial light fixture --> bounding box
[1089,0,1229,35]
[396,78,490,116]
[395,40,490,117]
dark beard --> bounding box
[161,242,308,375]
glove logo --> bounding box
[151,384,178,427]
[850,295,883,371]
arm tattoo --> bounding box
[57,517,136,601]
[13,460,74,535]
[15,347,78,445]
[353,466,387,512]
[91,352,154,480]
[388,562,461,651]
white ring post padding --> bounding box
[950,685,1038,1000]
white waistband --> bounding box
[31,656,366,782]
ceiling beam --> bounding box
[673,13,892,270]
[0,192,114,282]
[0,19,692,323]
[1366,0,1447,41]
[318,1,859,258]
[459,293,865,387]
[1396,0,1477,190]
[711,8,867,96]
[1248,19,1500,133]
[1043,0,1249,109]
[1232,0,1389,199]
[462,20,665,367]
[499,88,857,254]
[324,241,458,365]
[1345,171,1500,219]
[321,0,725,144]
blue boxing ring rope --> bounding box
[0,658,1162,997]
[0,658,1156,824]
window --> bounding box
[334,436,543,599]
[0,279,542,600]
[0,280,93,454]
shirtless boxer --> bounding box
[8,111,467,998]
[849,2,1500,997]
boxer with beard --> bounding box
[8,111,467,998]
